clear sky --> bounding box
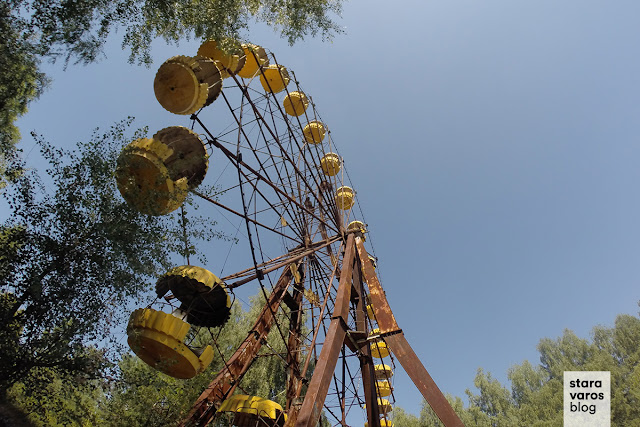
[11,0,640,419]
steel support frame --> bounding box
[181,234,463,427]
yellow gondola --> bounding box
[283,91,309,116]
[260,64,290,93]
[127,308,213,379]
[156,265,231,327]
[347,220,366,239]
[368,255,378,269]
[320,152,341,176]
[152,126,209,189]
[115,138,189,215]
[374,364,394,380]
[238,43,269,78]
[376,380,393,397]
[365,420,394,427]
[367,303,375,320]
[363,398,393,414]
[154,55,222,114]
[371,339,390,359]
[302,120,326,144]
[335,186,355,210]
[197,40,245,79]
[218,394,287,427]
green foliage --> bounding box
[103,303,248,426]
[0,119,221,393]
[103,354,208,426]
[7,367,105,426]
[392,406,421,427]
[463,314,640,426]
[9,0,342,66]
[233,293,289,405]
[0,3,48,184]
[4,291,294,426]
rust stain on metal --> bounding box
[355,238,398,334]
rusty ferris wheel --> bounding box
[116,40,465,427]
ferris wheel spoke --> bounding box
[192,190,297,242]
[212,82,341,241]
[194,116,339,240]
[220,90,309,238]
[234,78,337,224]
[256,90,338,229]
[244,113,309,235]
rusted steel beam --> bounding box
[354,238,399,335]
[222,235,339,281]
[294,234,356,427]
[353,257,380,427]
[284,250,344,427]
[355,237,465,427]
[179,267,295,427]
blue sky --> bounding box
[11,0,640,419]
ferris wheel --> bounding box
[115,40,464,427]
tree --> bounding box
[6,367,106,426]
[11,0,343,65]
[392,406,421,427]
[103,302,247,427]
[417,395,474,427]
[0,3,48,185]
[0,119,223,395]
[3,297,281,426]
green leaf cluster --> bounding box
[7,367,106,427]
[10,0,342,65]
[0,3,49,185]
